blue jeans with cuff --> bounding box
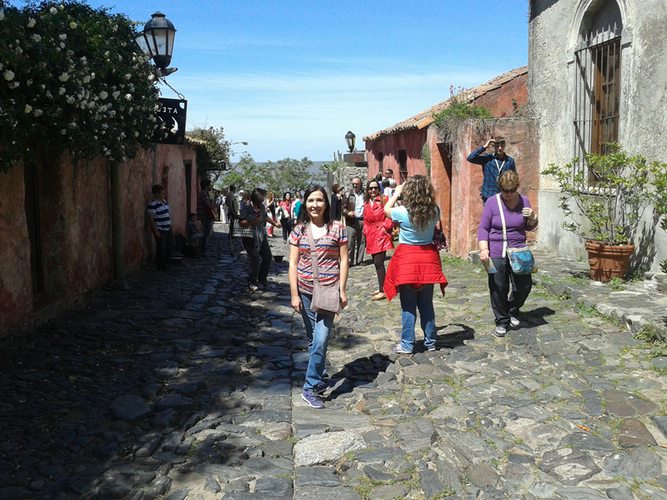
[298,292,334,391]
[398,284,436,352]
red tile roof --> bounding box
[363,66,527,142]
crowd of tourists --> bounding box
[146,137,538,409]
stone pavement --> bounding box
[1,222,666,499]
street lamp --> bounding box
[135,12,177,77]
[345,131,356,152]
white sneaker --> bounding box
[510,317,520,328]
[493,326,507,338]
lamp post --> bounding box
[135,11,177,76]
[345,131,356,152]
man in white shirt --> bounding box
[344,176,366,266]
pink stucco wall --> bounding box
[363,72,535,258]
[434,119,539,257]
[366,128,428,181]
[0,143,199,332]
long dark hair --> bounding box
[298,184,331,225]
[250,188,267,209]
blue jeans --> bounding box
[299,292,334,391]
[398,284,437,352]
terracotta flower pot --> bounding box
[585,241,635,283]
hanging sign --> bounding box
[157,98,187,144]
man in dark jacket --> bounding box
[467,137,516,203]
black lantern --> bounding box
[135,12,177,76]
[345,131,356,152]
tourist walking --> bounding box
[383,176,448,354]
[237,188,280,291]
[344,177,366,266]
[278,192,293,242]
[197,179,215,254]
[363,178,394,301]
[225,185,240,256]
[478,170,538,337]
[467,137,516,204]
[265,191,277,237]
[330,183,344,222]
[289,185,349,409]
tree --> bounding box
[186,126,230,182]
[219,156,316,195]
[0,1,161,170]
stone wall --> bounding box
[0,143,199,332]
[529,0,667,270]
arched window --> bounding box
[573,0,622,185]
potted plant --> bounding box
[544,144,665,282]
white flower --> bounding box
[61,129,67,135]
[58,87,66,95]
[58,72,69,82]
[99,90,108,100]
[124,73,131,80]
[124,93,132,101]
[31,34,41,43]
[45,90,53,99]
[82,75,90,83]
[24,104,33,114]
[112,91,120,99]
[69,21,77,29]
[3,70,14,81]
[27,18,36,28]
[134,131,139,137]
[33,109,43,117]
[50,7,57,15]
[59,34,67,41]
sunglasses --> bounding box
[368,186,379,190]
[501,188,518,194]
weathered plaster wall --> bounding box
[474,73,529,118]
[366,128,428,180]
[0,143,198,332]
[0,167,32,325]
[529,0,667,269]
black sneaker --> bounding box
[314,379,334,395]
[301,389,324,409]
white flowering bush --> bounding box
[0,1,162,170]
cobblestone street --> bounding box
[1,223,666,499]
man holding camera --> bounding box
[467,137,516,203]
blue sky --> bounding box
[94,0,528,161]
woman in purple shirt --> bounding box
[478,171,538,337]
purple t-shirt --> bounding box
[477,194,535,258]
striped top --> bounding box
[289,220,348,295]
[146,199,171,230]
